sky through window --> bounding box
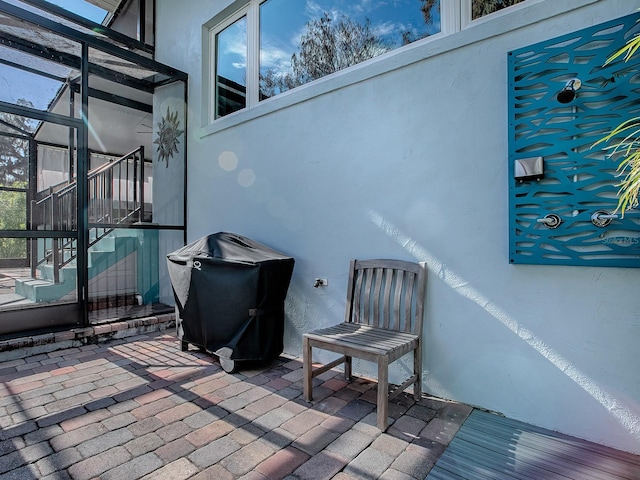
[0,0,108,108]
[217,0,441,88]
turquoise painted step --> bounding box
[14,270,77,303]
[15,236,138,303]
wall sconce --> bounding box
[557,78,581,104]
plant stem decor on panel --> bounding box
[154,106,184,167]
[593,32,640,215]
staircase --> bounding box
[15,235,139,303]
[15,146,149,305]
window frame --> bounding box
[201,0,592,136]
[209,4,250,121]
[461,0,541,29]
[207,0,449,123]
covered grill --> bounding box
[167,232,294,372]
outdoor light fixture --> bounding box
[556,78,581,104]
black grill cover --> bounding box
[167,232,294,361]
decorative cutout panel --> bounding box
[508,13,640,267]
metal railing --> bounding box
[30,146,146,282]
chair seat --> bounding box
[304,323,418,360]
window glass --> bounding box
[0,127,29,187]
[216,16,247,118]
[0,190,26,229]
[472,0,525,20]
[0,116,29,261]
[259,0,441,99]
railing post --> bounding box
[52,237,60,284]
[52,192,60,283]
[30,200,37,279]
[89,173,94,224]
[139,146,145,222]
[107,162,113,224]
[132,150,138,221]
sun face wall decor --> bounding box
[154,106,184,167]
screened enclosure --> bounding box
[0,0,187,336]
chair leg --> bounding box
[303,337,313,402]
[413,344,422,401]
[344,355,352,381]
[377,356,389,431]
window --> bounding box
[471,0,526,20]
[211,0,442,119]
[258,0,441,100]
[215,15,247,118]
[208,0,532,121]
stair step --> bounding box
[17,235,141,303]
[39,264,77,282]
[14,276,74,303]
[0,293,35,309]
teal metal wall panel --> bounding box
[509,13,640,267]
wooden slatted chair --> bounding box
[303,259,427,431]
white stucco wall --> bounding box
[156,0,640,453]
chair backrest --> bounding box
[345,259,427,336]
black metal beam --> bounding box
[18,0,154,54]
[0,31,81,70]
[0,185,27,193]
[27,138,37,234]
[151,75,185,89]
[88,62,155,93]
[0,57,67,83]
[0,303,79,337]
[183,67,188,245]
[68,84,75,181]
[32,138,151,162]
[78,41,89,326]
[0,99,82,128]
[0,31,155,93]
[0,1,187,83]
[139,0,146,45]
[0,223,184,238]
[88,87,153,113]
[86,223,186,231]
[0,230,79,238]
[0,119,31,136]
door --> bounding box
[0,106,83,335]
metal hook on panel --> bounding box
[537,214,562,229]
[591,210,618,228]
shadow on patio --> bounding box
[0,329,470,480]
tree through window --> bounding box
[259,0,441,99]
[211,0,532,119]
[212,0,441,118]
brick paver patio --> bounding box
[0,330,472,479]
